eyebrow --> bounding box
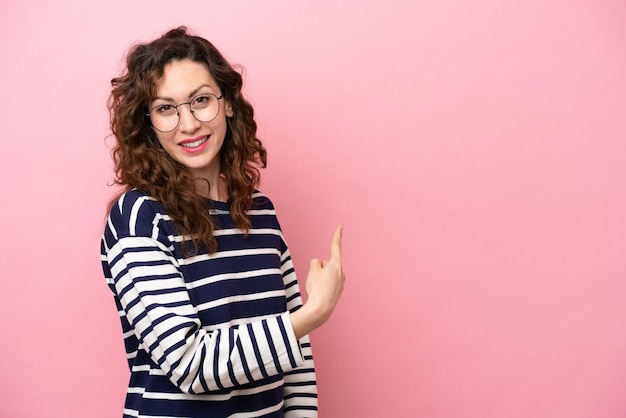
[153,84,215,102]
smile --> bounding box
[180,136,208,148]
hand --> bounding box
[291,225,345,339]
[305,224,345,316]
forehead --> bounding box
[154,59,219,96]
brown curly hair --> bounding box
[108,27,267,255]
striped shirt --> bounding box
[101,189,317,417]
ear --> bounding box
[225,101,234,118]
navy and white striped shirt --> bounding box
[101,189,317,417]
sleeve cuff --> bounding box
[280,311,305,369]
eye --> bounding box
[154,104,176,115]
[192,94,213,108]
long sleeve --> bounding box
[279,239,319,417]
[102,192,305,395]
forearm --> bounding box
[109,237,305,393]
[290,302,327,340]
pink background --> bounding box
[1,1,625,417]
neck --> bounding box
[194,173,228,202]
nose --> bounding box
[177,103,201,133]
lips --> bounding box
[180,135,208,148]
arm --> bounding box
[281,225,345,416]
[102,195,305,394]
[279,245,318,416]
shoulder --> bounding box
[248,190,287,233]
[108,189,163,219]
[106,189,168,238]
[251,190,276,211]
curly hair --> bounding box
[108,27,267,255]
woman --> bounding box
[101,27,345,418]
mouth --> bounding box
[179,135,208,149]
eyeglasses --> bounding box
[146,93,223,133]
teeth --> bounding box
[181,137,207,148]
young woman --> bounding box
[101,27,345,418]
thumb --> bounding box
[309,258,322,270]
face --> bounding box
[150,59,232,181]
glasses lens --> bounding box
[150,105,179,133]
[191,94,220,122]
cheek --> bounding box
[154,132,176,154]
[208,116,229,136]
[155,130,172,145]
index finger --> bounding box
[330,224,343,261]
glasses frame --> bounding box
[146,93,224,133]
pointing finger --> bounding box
[330,224,343,262]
